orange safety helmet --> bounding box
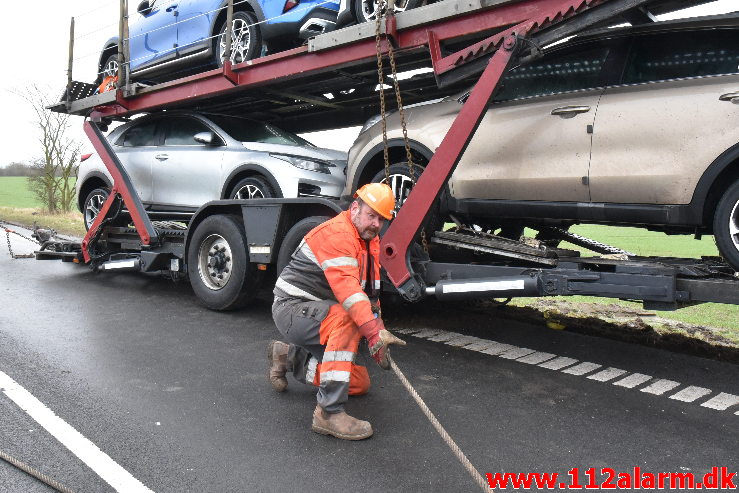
[353,183,396,220]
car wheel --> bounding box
[230,176,275,200]
[100,53,119,80]
[353,0,424,23]
[83,187,110,230]
[370,162,443,233]
[187,214,262,310]
[713,180,739,272]
[216,11,262,66]
[276,216,332,276]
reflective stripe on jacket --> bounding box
[274,210,381,327]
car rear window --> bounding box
[623,28,739,84]
[495,43,611,101]
[207,116,314,147]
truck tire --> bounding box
[188,214,262,310]
[276,216,332,276]
[713,180,739,272]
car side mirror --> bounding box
[137,0,152,15]
[194,131,220,146]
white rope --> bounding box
[388,355,490,492]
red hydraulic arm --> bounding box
[379,0,620,300]
[81,118,158,263]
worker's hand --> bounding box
[358,319,406,370]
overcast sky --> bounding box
[0,0,736,166]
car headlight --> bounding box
[360,114,384,133]
[271,154,333,174]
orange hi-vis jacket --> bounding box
[274,210,381,327]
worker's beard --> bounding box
[358,227,379,241]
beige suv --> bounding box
[343,14,739,270]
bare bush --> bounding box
[21,85,81,213]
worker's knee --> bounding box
[348,365,370,396]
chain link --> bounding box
[374,0,429,254]
[3,222,38,259]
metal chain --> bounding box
[2,221,38,259]
[374,4,391,182]
[374,0,429,253]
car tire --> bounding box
[216,11,262,67]
[83,187,111,231]
[99,53,118,83]
[353,0,424,23]
[229,176,275,200]
[187,214,262,310]
[713,180,739,272]
[370,163,443,233]
[276,216,332,276]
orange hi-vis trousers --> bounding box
[272,299,370,413]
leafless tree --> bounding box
[20,85,81,212]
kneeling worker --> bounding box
[268,183,406,440]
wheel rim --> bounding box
[359,0,412,22]
[234,184,265,199]
[197,234,234,290]
[378,172,415,216]
[103,57,118,78]
[84,193,107,229]
[729,197,739,251]
[220,18,251,65]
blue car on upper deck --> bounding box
[97,0,339,83]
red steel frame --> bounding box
[80,0,623,294]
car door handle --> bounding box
[719,92,739,104]
[166,4,178,12]
[155,154,169,161]
[551,105,591,117]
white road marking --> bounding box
[480,342,515,356]
[538,356,579,370]
[700,392,739,411]
[0,371,153,493]
[498,347,536,360]
[669,386,712,403]
[446,335,484,347]
[516,352,557,365]
[401,327,736,415]
[413,329,446,339]
[640,379,681,395]
[464,341,501,352]
[613,373,652,389]
[587,367,627,382]
[427,331,457,342]
[562,362,602,376]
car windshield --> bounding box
[207,115,314,147]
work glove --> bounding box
[358,318,406,370]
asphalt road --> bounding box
[0,231,737,492]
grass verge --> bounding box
[0,207,85,238]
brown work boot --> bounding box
[311,404,373,440]
[267,340,289,392]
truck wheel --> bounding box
[188,214,262,310]
[713,180,739,272]
[276,216,331,276]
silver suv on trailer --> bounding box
[343,13,739,270]
[77,111,347,229]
